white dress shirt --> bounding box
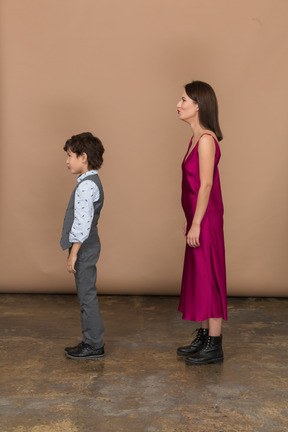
[69,170,100,244]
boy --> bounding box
[60,132,105,359]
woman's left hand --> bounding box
[186,223,200,247]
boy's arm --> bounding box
[67,242,82,274]
[69,180,99,245]
[66,179,99,274]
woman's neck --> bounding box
[190,122,205,140]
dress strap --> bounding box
[199,133,214,139]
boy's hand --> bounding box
[66,242,82,274]
[67,253,77,274]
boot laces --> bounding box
[191,329,201,343]
[191,328,203,344]
[202,336,211,352]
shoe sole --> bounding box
[65,353,105,360]
[185,357,223,366]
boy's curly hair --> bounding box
[64,132,104,170]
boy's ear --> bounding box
[81,152,88,164]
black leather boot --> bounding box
[177,328,209,357]
[185,335,223,365]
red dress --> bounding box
[178,134,227,322]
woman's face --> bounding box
[177,90,199,124]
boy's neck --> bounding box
[79,167,90,176]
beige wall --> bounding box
[0,0,287,295]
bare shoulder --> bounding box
[198,133,216,155]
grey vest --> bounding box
[60,174,104,250]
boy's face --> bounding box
[66,149,88,175]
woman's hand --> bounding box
[186,222,200,247]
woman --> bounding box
[176,80,227,365]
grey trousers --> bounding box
[73,240,104,349]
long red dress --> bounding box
[178,134,227,322]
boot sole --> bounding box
[185,357,223,366]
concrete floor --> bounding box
[0,295,287,432]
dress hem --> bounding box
[178,308,228,322]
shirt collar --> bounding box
[77,170,98,183]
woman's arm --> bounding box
[186,135,216,248]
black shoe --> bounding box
[177,328,209,357]
[66,343,105,359]
[64,341,85,354]
[185,335,223,365]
